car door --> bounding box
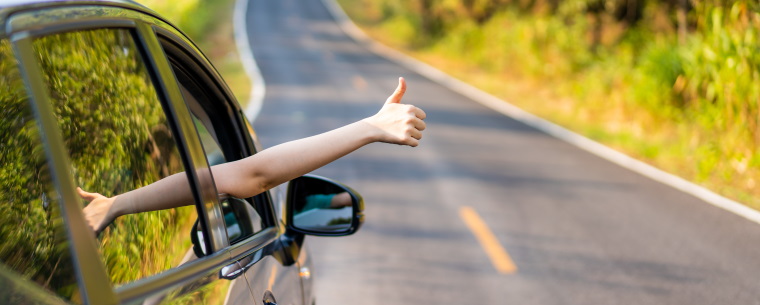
[3,3,262,305]
[0,24,84,305]
[156,29,306,305]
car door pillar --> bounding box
[134,21,228,254]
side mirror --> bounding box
[286,175,364,236]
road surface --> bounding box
[243,0,760,303]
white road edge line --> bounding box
[234,0,265,122]
[320,0,760,226]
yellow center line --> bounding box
[459,206,518,274]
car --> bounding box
[0,1,364,304]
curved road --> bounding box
[243,0,760,304]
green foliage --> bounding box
[137,0,253,106]
[680,2,760,139]
[34,29,196,286]
[0,40,80,301]
[136,0,227,42]
[342,0,760,207]
[0,1,238,302]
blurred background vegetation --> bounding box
[135,0,251,107]
[338,0,760,209]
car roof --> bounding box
[0,0,142,10]
[0,0,163,35]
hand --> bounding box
[363,77,427,147]
[78,187,117,235]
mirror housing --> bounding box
[286,175,364,236]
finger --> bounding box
[410,128,423,140]
[411,117,426,131]
[77,187,98,201]
[385,77,407,104]
[412,106,426,120]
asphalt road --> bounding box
[244,0,760,303]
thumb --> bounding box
[77,187,99,202]
[385,77,406,104]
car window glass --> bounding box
[183,86,225,167]
[193,117,225,166]
[33,29,199,286]
[171,63,264,243]
[0,40,82,303]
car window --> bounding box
[0,40,82,303]
[184,87,226,167]
[169,59,266,244]
[32,29,200,286]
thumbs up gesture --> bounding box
[363,77,427,147]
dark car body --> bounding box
[0,1,362,304]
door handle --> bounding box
[263,290,277,305]
[219,262,245,280]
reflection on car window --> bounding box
[220,196,263,244]
[0,40,82,303]
[33,29,198,285]
[191,108,225,166]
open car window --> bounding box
[166,51,270,244]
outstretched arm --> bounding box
[81,77,425,234]
[213,77,425,197]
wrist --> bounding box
[109,195,126,218]
[357,118,385,143]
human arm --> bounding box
[81,77,425,233]
[213,77,424,197]
[78,172,194,234]
[330,192,352,208]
